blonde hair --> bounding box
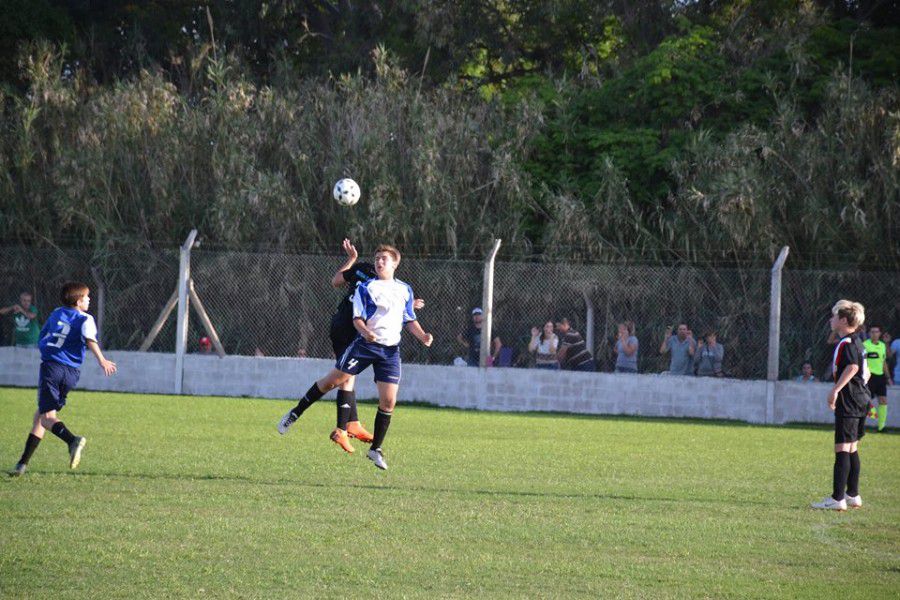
[831,299,865,330]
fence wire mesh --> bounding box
[1,245,896,382]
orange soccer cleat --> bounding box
[330,428,355,453]
[346,420,373,443]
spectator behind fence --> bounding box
[659,323,695,375]
[694,330,724,377]
[529,321,559,370]
[795,361,817,382]
[614,320,639,373]
[0,291,41,348]
[888,330,899,387]
[555,317,595,372]
[457,307,501,366]
[198,336,213,354]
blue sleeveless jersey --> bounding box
[38,307,98,369]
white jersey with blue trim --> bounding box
[352,278,416,346]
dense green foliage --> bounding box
[2,388,899,597]
[0,1,897,267]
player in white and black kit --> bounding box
[812,300,871,511]
[278,244,433,470]
[324,239,424,453]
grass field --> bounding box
[1,387,898,599]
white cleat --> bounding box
[68,436,87,469]
[811,496,847,511]
[277,410,298,435]
[845,494,862,508]
[367,448,388,470]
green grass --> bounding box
[1,387,898,599]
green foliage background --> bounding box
[0,1,897,267]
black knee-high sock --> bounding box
[371,409,392,450]
[336,390,352,430]
[17,434,42,465]
[51,422,76,445]
[847,451,861,497]
[347,390,359,423]
[291,383,326,418]
[832,451,851,501]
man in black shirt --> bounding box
[554,317,595,372]
[812,300,871,511]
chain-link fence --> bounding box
[1,245,896,381]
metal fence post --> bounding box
[766,246,790,423]
[582,289,594,360]
[480,239,502,368]
[174,230,198,394]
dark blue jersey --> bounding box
[38,306,98,369]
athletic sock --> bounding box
[336,390,352,430]
[877,404,887,430]
[50,422,76,445]
[847,451,861,497]
[17,434,42,466]
[291,383,326,418]
[371,409,392,450]
[347,389,359,423]
[832,451,850,501]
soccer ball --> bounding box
[333,178,361,206]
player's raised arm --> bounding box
[331,239,360,287]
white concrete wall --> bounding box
[2,347,898,427]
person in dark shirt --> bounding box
[554,317,595,372]
[812,300,871,511]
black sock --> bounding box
[847,452,861,497]
[336,390,352,430]
[832,451,850,501]
[347,390,359,423]
[371,409,392,450]
[291,383,326,418]
[51,422,76,445]
[17,434,42,466]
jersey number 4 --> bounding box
[46,321,71,348]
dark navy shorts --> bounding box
[336,338,402,384]
[37,360,81,414]
[835,416,866,444]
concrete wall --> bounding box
[2,347,898,427]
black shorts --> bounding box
[329,323,358,359]
[867,373,887,397]
[835,416,866,444]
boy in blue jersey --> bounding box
[8,282,117,477]
[278,244,433,470]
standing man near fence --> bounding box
[555,317,595,372]
[659,323,695,375]
[1,291,41,348]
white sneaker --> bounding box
[277,410,298,435]
[367,448,388,470]
[845,494,862,508]
[811,496,847,511]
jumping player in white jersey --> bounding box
[278,244,433,470]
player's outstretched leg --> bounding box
[279,370,350,435]
[9,411,45,477]
[340,389,373,442]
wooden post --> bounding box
[189,279,225,358]
[139,289,178,352]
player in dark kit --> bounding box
[8,282,117,477]
[811,300,871,511]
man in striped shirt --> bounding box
[554,317,596,372]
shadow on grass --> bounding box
[48,469,772,507]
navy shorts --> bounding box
[37,360,81,414]
[336,338,402,384]
[867,373,887,397]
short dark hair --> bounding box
[375,244,401,264]
[60,282,89,307]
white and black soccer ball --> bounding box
[332,178,361,206]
